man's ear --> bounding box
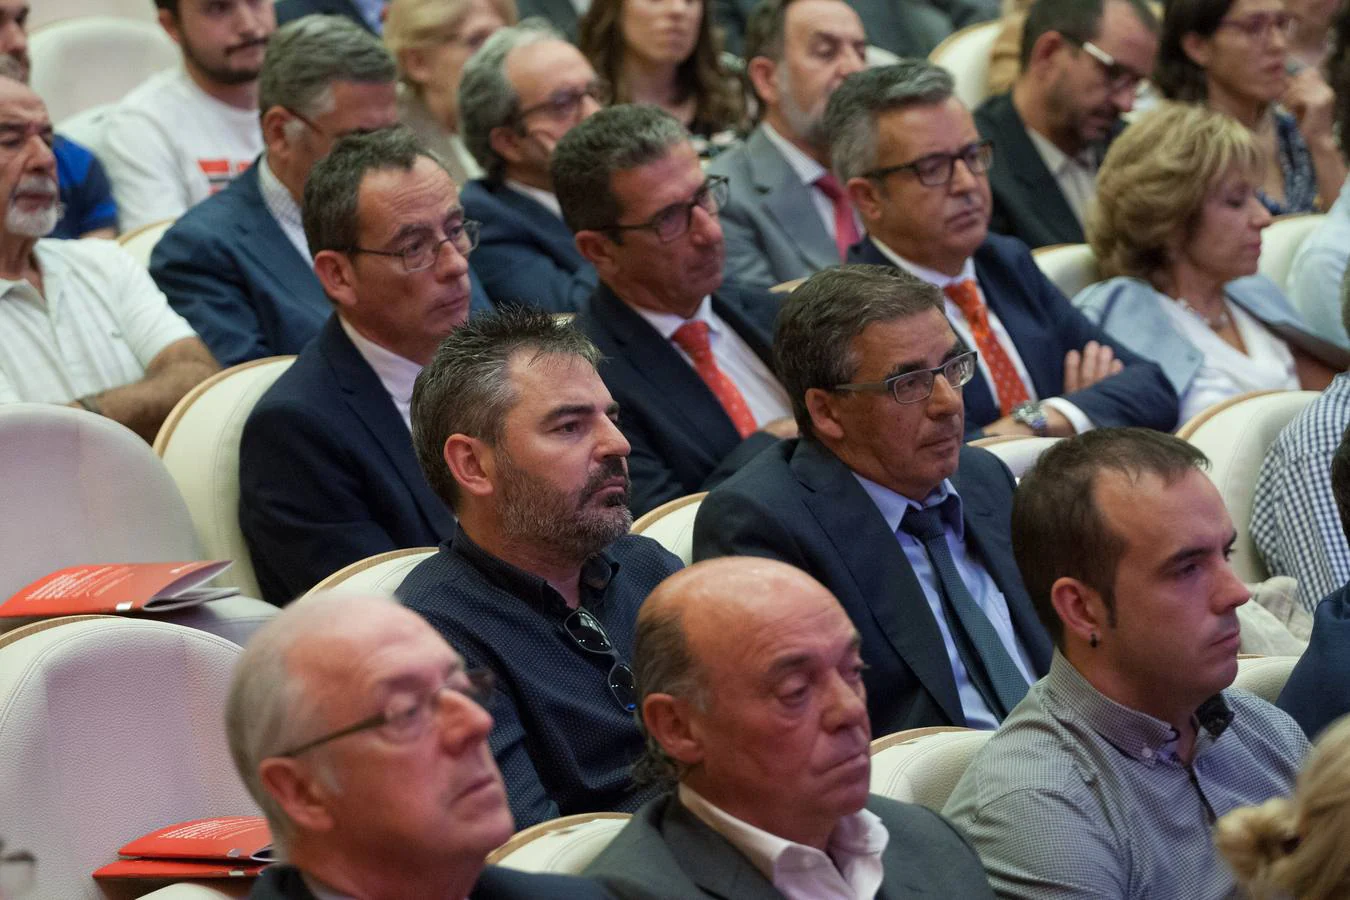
[313,250,358,311]
[1027,29,1068,72]
[1180,31,1213,69]
[642,693,704,766]
[157,7,183,44]
[400,46,433,88]
[258,758,337,835]
[746,56,781,111]
[443,434,495,500]
[1051,576,1110,647]
[574,229,620,277]
[488,125,528,170]
[261,106,293,158]
[846,175,883,228]
[804,386,845,442]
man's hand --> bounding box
[1062,341,1123,394]
[760,416,800,439]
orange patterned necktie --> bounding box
[671,320,757,439]
[943,280,1029,417]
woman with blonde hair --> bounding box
[385,0,517,184]
[1216,714,1350,899]
[1074,102,1337,423]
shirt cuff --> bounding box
[1043,398,1094,434]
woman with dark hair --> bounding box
[578,0,744,155]
[1155,0,1343,213]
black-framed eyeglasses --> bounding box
[862,141,993,188]
[346,219,481,273]
[275,668,496,758]
[1217,10,1294,41]
[563,608,637,712]
[834,350,979,404]
[513,79,611,125]
[1063,38,1148,94]
[0,841,35,898]
[605,176,729,244]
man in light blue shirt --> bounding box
[1287,173,1350,349]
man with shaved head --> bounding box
[584,557,994,899]
[225,591,614,899]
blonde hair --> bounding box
[1088,102,1262,283]
[1215,715,1350,899]
[384,0,518,88]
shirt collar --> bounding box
[868,237,975,289]
[0,240,53,307]
[448,524,617,617]
[503,179,563,220]
[629,295,716,341]
[258,154,311,261]
[760,122,827,188]
[338,317,423,413]
[852,473,965,541]
[1024,128,1098,178]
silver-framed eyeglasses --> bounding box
[275,668,496,758]
[346,219,481,273]
[1065,38,1148,94]
[862,141,994,188]
[514,79,611,124]
[834,350,979,404]
[606,176,729,243]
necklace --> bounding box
[1177,297,1232,331]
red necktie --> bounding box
[671,320,757,439]
[814,173,861,261]
[943,280,1029,417]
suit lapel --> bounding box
[230,166,325,303]
[710,288,776,371]
[990,97,1083,245]
[662,800,788,900]
[749,128,839,273]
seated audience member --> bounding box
[976,0,1158,249]
[225,591,616,900]
[944,427,1310,899]
[585,557,997,900]
[240,128,472,604]
[717,0,980,59]
[0,80,219,439]
[552,104,796,516]
[695,264,1053,735]
[828,62,1178,438]
[709,0,868,290]
[458,20,602,311]
[1155,0,1343,215]
[400,308,682,826]
[1075,104,1337,424]
[152,17,400,367]
[385,0,514,186]
[1216,714,1350,900]
[101,0,275,231]
[578,0,743,157]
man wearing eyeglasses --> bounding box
[554,104,797,517]
[828,62,1178,438]
[974,0,1158,249]
[694,264,1053,736]
[457,20,605,312]
[226,591,616,899]
[239,126,477,604]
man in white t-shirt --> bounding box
[101,0,276,230]
[0,79,219,440]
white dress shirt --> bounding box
[257,154,312,264]
[760,123,862,241]
[1024,129,1099,228]
[631,295,792,427]
[504,180,563,220]
[679,784,889,900]
[339,317,423,429]
[869,237,1093,433]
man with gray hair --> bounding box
[584,557,995,899]
[827,62,1177,438]
[399,306,682,827]
[225,591,616,899]
[458,19,605,311]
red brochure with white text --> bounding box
[0,561,237,617]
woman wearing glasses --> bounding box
[1074,103,1336,424]
[1155,0,1342,213]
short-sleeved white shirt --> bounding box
[0,239,198,403]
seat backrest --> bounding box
[487,813,631,874]
[30,18,179,125]
[1258,213,1325,292]
[0,618,258,900]
[300,548,439,601]
[1233,655,1301,703]
[869,728,990,811]
[28,0,158,31]
[1180,390,1319,582]
[118,218,177,268]
[630,493,707,565]
[928,22,1001,110]
[1032,243,1100,299]
[969,435,1061,479]
[155,358,296,599]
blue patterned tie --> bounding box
[901,505,1030,720]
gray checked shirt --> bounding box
[943,652,1308,899]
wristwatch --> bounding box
[1011,401,1049,437]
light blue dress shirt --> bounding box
[1287,176,1350,350]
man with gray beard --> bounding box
[399,307,683,828]
[708,0,868,289]
[0,78,218,439]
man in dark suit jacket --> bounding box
[974,0,1158,248]
[275,0,378,33]
[585,557,995,898]
[458,22,601,311]
[828,62,1177,438]
[553,104,796,516]
[694,265,1053,735]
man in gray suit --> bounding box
[710,0,867,289]
[584,557,995,900]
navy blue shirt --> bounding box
[399,526,681,827]
[1278,581,1350,739]
[52,136,117,239]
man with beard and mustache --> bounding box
[0,78,219,439]
[974,0,1159,248]
[399,306,683,828]
[554,104,796,517]
[100,0,276,230]
[708,0,868,289]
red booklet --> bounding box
[92,816,273,881]
[92,858,267,880]
[0,561,238,618]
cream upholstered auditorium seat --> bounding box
[300,547,438,600]
[630,492,707,565]
[1178,390,1319,582]
[154,357,296,600]
[28,0,159,31]
[0,403,276,645]
[29,17,178,125]
[1032,243,1100,299]
[969,435,1061,479]
[0,618,259,900]
[1258,213,1325,293]
[928,21,1001,110]
[1233,655,1301,703]
[486,813,631,874]
[119,217,177,268]
[869,727,990,811]
[139,885,248,899]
